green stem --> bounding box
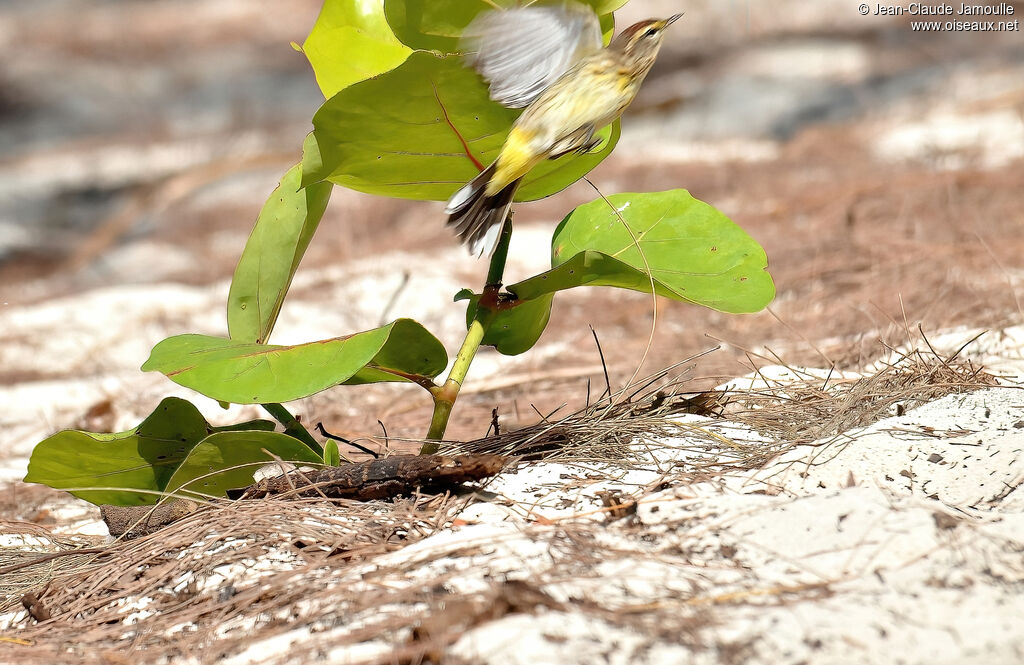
[420,219,513,454]
[485,218,513,287]
[262,402,323,455]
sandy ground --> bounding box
[2,336,1022,664]
[1,0,1024,663]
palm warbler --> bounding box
[446,3,681,255]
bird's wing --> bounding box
[463,1,603,109]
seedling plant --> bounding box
[26,0,774,505]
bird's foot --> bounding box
[576,137,603,154]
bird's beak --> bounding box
[666,13,683,27]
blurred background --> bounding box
[2,0,1023,450]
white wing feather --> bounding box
[463,2,602,109]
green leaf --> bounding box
[227,161,332,344]
[323,439,341,466]
[598,12,616,44]
[142,319,447,404]
[383,0,626,53]
[301,0,412,98]
[25,398,213,506]
[457,290,554,356]
[383,0,479,52]
[305,51,619,202]
[510,190,775,314]
[164,431,323,499]
[590,0,631,15]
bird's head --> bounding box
[611,13,681,72]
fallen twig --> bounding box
[232,454,507,500]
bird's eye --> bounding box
[644,28,658,38]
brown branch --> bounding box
[234,454,506,500]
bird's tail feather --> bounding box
[446,164,521,257]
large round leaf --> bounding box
[300,0,412,99]
[164,431,323,499]
[228,161,332,344]
[383,0,626,53]
[142,319,447,404]
[24,398,274,506]
[509,190,775,314]
[304,51,619,202]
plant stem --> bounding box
[485,217,513,287]
[421,218,513,453]
[262,402,323,455]
[421,320,486,452]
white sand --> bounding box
[3,280,1022,663]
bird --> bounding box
[445,2,682,256]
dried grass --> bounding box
[723,339,1001,449]
[449,335,1000,475]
